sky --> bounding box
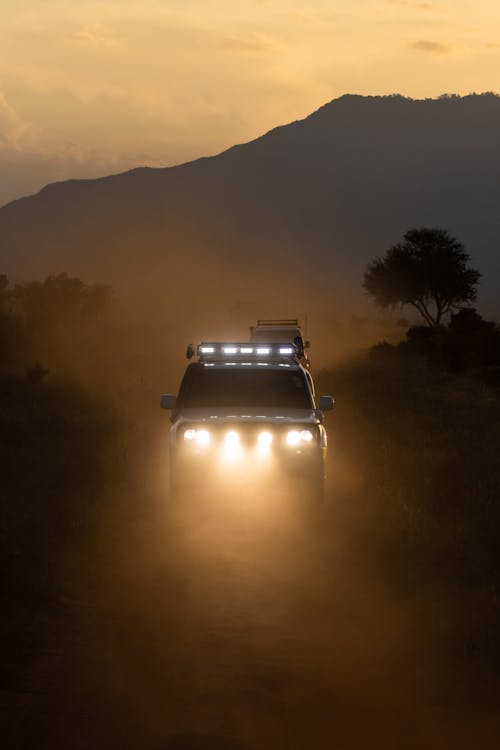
[1,0,500,205]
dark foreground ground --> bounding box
[2,361,500,749]
[3,479,499,748]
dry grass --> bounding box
[319,356,500,675]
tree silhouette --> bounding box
[0,274,9,310]
[363,228,480,326]
[12,273,113,331]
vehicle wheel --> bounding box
[293,474,324,513]
[169,459,199,505]
[169,473,179,502]
[169,454,182,502]
[311,477,325,507]
[305,475,325,517]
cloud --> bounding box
[217,34,275,54]
[410,39,453,54]
[0,92,34,150]
[72,23,119,46]
[385,0,435,8]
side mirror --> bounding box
[160,394,177,410]
[305,340,310,349]
[318,395,334,412]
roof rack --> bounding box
[255,319,299,327]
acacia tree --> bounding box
[363,228,480,326]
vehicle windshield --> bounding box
[178,365,313,409]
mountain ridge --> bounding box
[9,92,497,207]
[1,93,499,314]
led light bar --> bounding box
[196,342,299,359]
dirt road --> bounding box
[4,445,499,749]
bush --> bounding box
[318,357,500,669]
[369,309,500,373]
[0,370,125,688]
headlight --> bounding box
[224,431,240,448]
[184,428,211,445]
[286,429,314,446]
[257,431,273,449]
[223,430,242,461]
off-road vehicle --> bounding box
[160,342,333,503]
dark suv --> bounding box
[160,342,333,503]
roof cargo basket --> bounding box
[255,319,299,326]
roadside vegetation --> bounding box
[319,228,500,681]
[2,248,500,696]
[319,357,500,674]
[0,274,126,684]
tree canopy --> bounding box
[363,228,480,326]
[0,272,114,371]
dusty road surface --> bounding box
[3,439,500,750]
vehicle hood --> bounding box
[174,407,321,425]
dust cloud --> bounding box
[2,281,499,749]
[6,449,498,749]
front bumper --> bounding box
[170,424,325,488]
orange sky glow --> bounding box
[1,0,499,203]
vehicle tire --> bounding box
[311,476,325,508]
[293,473,324,514]
[169,457,200,505]
[169,454,182,502]
[169,475,179,503]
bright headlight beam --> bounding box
[286,429,313,446]
[197,430,210,445]
[200,346,215,353]
[224,346,237,354]
[256,347,270,355]
[224,431,240,448]
[257,431,273,449]
[279,347,293,355]
[184,428,210,445]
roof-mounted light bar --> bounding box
[195,342,298,359]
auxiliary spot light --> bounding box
[257,431,273,449]
[184,428,211,445]
[224,431,240,448]
[286,429,313,446]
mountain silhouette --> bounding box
[1,94,499,313]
